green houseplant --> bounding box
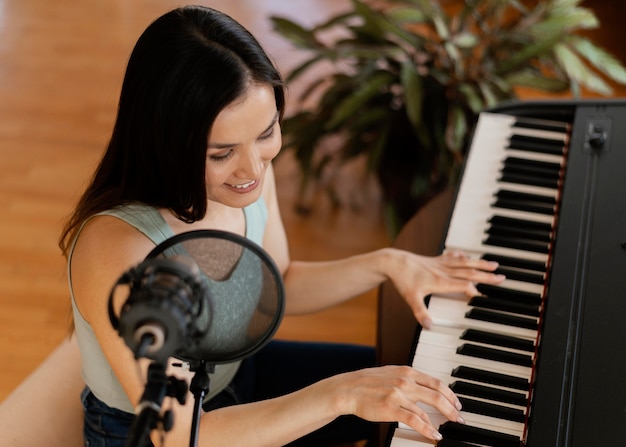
[271,0,626,234]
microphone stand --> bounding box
[126,361,188,447]
[188,360,214,447]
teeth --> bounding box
[230,180,255,189]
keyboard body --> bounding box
[384,99,626,447]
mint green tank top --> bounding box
[69,199,267,413]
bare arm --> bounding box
[262,165,504,326]
[191,364,462,446]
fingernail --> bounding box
[432,430,443,441]
[455,399,462,410]
[488,261,499,268]
[495,274,506,280]
[422,317,432,329]
[457,415,465,424]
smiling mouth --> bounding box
[227,180,256,189]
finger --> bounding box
[412,370,463,415]
[396,402,443,442]
[442,251,500,272]
[408,294,432,329]
[442,267,506,284]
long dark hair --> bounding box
[59,5,285,256]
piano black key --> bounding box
[468,296,540,317]
[492,197,556,215]
[438,421,521,447]
[501,163,560,181]
[508,133,565,155]
[503,156,562,173]
[494,188,557,205]
[499,171,559,189]
[489,214,553,232]
[481,253,546,273]
[512,118,569,134]
[488,215,554,237]
[466,308,539,331]
[457,396,526,423]
[457,343,533,367]
[492,266,545,284]
[484,234,550,254]
[461,328,536,352]
[491,189,557,216]
[476,284,543,305]
[452,366,529,391]
[486,224,552,242]
[450,381,528,407]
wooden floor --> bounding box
[1,0,625,404]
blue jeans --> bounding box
[81,387,153,447]
[82,340,377,446]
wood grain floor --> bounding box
[1,0,625,404]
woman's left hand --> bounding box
[387,249,505,328]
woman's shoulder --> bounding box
[73,214,153,265]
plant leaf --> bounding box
[528,9,598,38]
[269,17,320,49]
[351,0,424,47]
[495,36,561,75]
[477,81,499,108]
[325,71,395,130]
[451,31,479,49]
[504,70,571,91]
[385,6,429,24]
[554,43,613,95]
[553,44,613,95]
[569,36,626,85]
[400,60,424,129]
[445,105,468,153]
[284,55,325,83]
[311,11,356,33]
[458,83,484,113]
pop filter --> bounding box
[109,229,285,365]
[108,230,285,447]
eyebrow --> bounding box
[208,112,279,150]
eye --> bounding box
[259,124,277,141]
[208,149,234,162]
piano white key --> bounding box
[418,327,536,358]
[398,404,525,438]
[414,340,533,378]
[442,249,548,274]
[495,277,545,295]
[490,178,560,199]
[390,427,436,446]
[427,294,539,340]
[446,241,549,264]
[503,148,566,166]
[412,356,530,392]
[500,119,569,142]
[417,364,530,401]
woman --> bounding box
[59,5,504,446]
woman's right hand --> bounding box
[329,365,463,442]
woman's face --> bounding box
[205,84,281,208]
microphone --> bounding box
[108,255,212,364]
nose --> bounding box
[237,147,265,179]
